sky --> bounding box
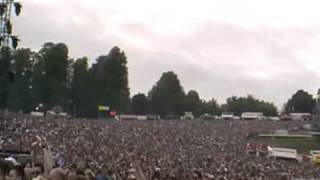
[11,0,320,108]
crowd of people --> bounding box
[0,111,320,180]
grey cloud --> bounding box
[12,2,320,109]
[124,22,320,108]
[13,1,120,59]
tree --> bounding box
[90,46,130,114]
[284,90,315,113]
[132,93,148,115]
[7,48,34,112]
[312,89,320,132]
[201,98,221,116]
[185,90,202,117]
[148,71,185,117]
[71,57,97,118]
[257,101,278,117]
[222,95,278,116]
[223,96,243,115]
[0,47,12,108]
[32,42,69,111]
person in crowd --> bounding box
[0,161,10,180]
[24,163,33,180]
[0,111,319,179]
[6,165,25,180]
[49,168,66,180]
[32,163,46,180]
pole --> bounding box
[0,0,21,109]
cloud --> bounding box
[11,0,320,109]
[13,0,120,59]
[125,22,320,108]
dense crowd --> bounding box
[0,111,320,180]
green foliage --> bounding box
[1,41,297,120]
[7,48,34,112]
[200,98,222,116]
[90,46,130,114]
[32,42,69,110]
[148,71,185,117]
[132,93,148,115]
[222,95,278,116]
[284,89,315,113]
[0,47,11,108]
[312,89,320,132]
[71,57,96,118]
[183,90,221,117]
[13,44,130,117]
[185,90,201,117]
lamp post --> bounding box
[0,0,21,109]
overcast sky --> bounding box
[12,0,320,108]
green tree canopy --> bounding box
[222,95,278,116]
[284,90,315,113]
[131,93,148,115]
[185,90,202,117]
[90,46,130,113]
[7,48,34,112]
[148,71,185,117]
[32,42,69,110]
[312,89,320,132]
[71,57,97,118]
[201,98,221,116]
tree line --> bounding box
[0,43,130,118]
[0,42,317,118]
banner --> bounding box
[268,147,297,160]
[98,105,109,111]
[313,154,320,164]
[311,151,320,164]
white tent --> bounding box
[267,147,297,160]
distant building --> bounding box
[181,112,194,120]
[289,113,312,121]
[146,115,160,120]
[117,114,147,121]
[241,112,264,120]
[279,113,312,121]
[267,147,297,160]
[30,111,44,117]
[233,116,241,120]
[200,113,215,120]
[269,116,280,121]
[221,112,234,120]
[275,129,289,135]
[280,114,292,121]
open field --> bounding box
[252,136,320,154]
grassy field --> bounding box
[252,136,320,154]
